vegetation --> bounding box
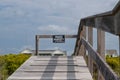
[0,54,31,80]
[0,53,119,80]
[106,56,120,77]
[93,56,120,80]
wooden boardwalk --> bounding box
[8,56,93,80]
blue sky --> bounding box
[0,0,119,55]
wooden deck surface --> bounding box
[8,56,93,80]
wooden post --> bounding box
[88,27,93,76]
[83,26,86,59]
[76,46,79,56]
[78,32,83,56]
[118,35,120,74]
[97,29,105,80]
[35,35,39,55]
[77,39,80,55]
[97,29,105,59]
[80,26,86,59]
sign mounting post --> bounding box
[35,35,77,55]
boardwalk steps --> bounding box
[7,56,93,80]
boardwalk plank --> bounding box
[7,56,93,80]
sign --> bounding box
[53,35,65,43]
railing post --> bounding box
[97,30,105,60]
[35,35,39,55]
[88,27,93,76]
[79,26,86,59]
[97,29,105,80]
[78,30,83,56]
[118,35,120,78]
[76,39,80,55]
[76,46,79,56]
[77,31,83,56]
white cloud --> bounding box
[0,0,118,19]
[0,0,119,54]
[0,5,26,18]
[38,24,76,34]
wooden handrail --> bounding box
[74,0,120,58]
[73,1,120,80]
[81,37,119,80]
[79,1,120,35]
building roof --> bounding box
[106,49,118,55]
[20,49,66,55]
[32,50,55,53]
[53,49,64,54]
[20,49,33,54]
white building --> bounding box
[20,49,67,56]
[106,49,118,57]
[20,48,33,54]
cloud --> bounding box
[0,0,119,54]
[0,0,118,19]
[0,5,26,18]
[38,24,76,34]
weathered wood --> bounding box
[35,35,39,55]
[76,39,80,55]
[79,1,120,35]
[79,27,86,58]
[97,29,105,60]
[119,35,120,74]
[76,31,83,56]
[35,35,77,56]
[74,0,120,55]
[115,10,120,35]
[73,1,120,80]
[88,27,93,76]
[97,29,105,80]
[81,38,119,80]
[73,21,85,56]
[75,47,79,56]
[78,40,82,56]
[74,26,85,56]
[37,35,77,38]
[8,56,93,80]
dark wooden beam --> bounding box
[35,35,39,55]
[37,35,77,38]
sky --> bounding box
[0,0,119,55]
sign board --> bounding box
[53,35,65,43]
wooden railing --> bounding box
[73,1,120,80]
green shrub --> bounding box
[106,58,119,69]
[0,54,31,80]
[106,57,120,77]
